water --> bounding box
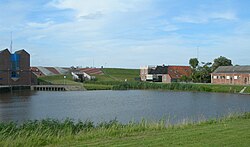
[0,90,250,124]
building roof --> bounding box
[0,49,11,54]
[148,66,168,74]
[168,66,191,79]
[147,65,191,78]
[213,66,250,74]
[15,49,30,55]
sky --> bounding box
[0,0,250,68]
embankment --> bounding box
[1,113,250,146]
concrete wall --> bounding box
[211,73,250,85]
[162,74,171,83]
[140,67,148,81]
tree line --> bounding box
[180,56,232,83]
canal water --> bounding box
[0,90,250,124]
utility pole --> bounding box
[197,46,199,61]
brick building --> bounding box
[211,66,250,85]
[140,65,191,83]
[0,49,35,85]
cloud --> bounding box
[27,21,54,28]
[163,23,179,32]
[174,11,237,24]
[79,11,103,20]
[48,0,150,20]
[1,0,250,68]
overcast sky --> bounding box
[0,0,250,68]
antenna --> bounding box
[10,32,13,53]
[196,46,199,60]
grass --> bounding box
[38,74,81,85]
[38,74,85,91]
[94,68,140,82]
[37,68,140,90]
[113,82,250,94]
[1,113,250,146]
[83,83,113,90]
[244,86,250,93]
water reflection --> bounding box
[0,90,250,124]
[0,90,35,122]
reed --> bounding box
[0,113,250,146]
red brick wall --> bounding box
[0,50,33,85]
[13,51,31,85]
[0,50,11,85]
[211,73,250,85]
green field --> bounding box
[38,68,140,90]
[1,113,250,146]
[94,68,140,82]
[38,74,82,85]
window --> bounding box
[11,71,20,78]
[213,76,217,79]
[226,76,230,80]
[11,54,20,78]
[234,76,238,80]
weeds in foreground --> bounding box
[0,112,250,146]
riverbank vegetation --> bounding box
[112,82,250,94]
[37,68,250,94]
[1,113,250,146]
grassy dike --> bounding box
[1,113,250,146]
[38,68,250,94]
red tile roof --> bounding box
[78,68,104,75]
[45,67,61,75]
[167,66,191,79]
[31,67,45,77]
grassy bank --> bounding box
[37,69,250,94]
[38,74,82,85]
[95,68,140,82]
[37,68,140,90]
[113,82,250,93]
[1,113,250,146]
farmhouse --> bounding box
[140,65,191,83]
[211,66,250,85]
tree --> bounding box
[189,58,199,69]
[189,58,199,82]
[188,56,234,83]
[179,75,191,83]
[212,56,232,71]
[199,62,212,83]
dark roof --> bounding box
[148,66,168,74]
[0,49,10,54]
[213,66,250,74]
[148,66,191,78]
[15,49,29,55]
